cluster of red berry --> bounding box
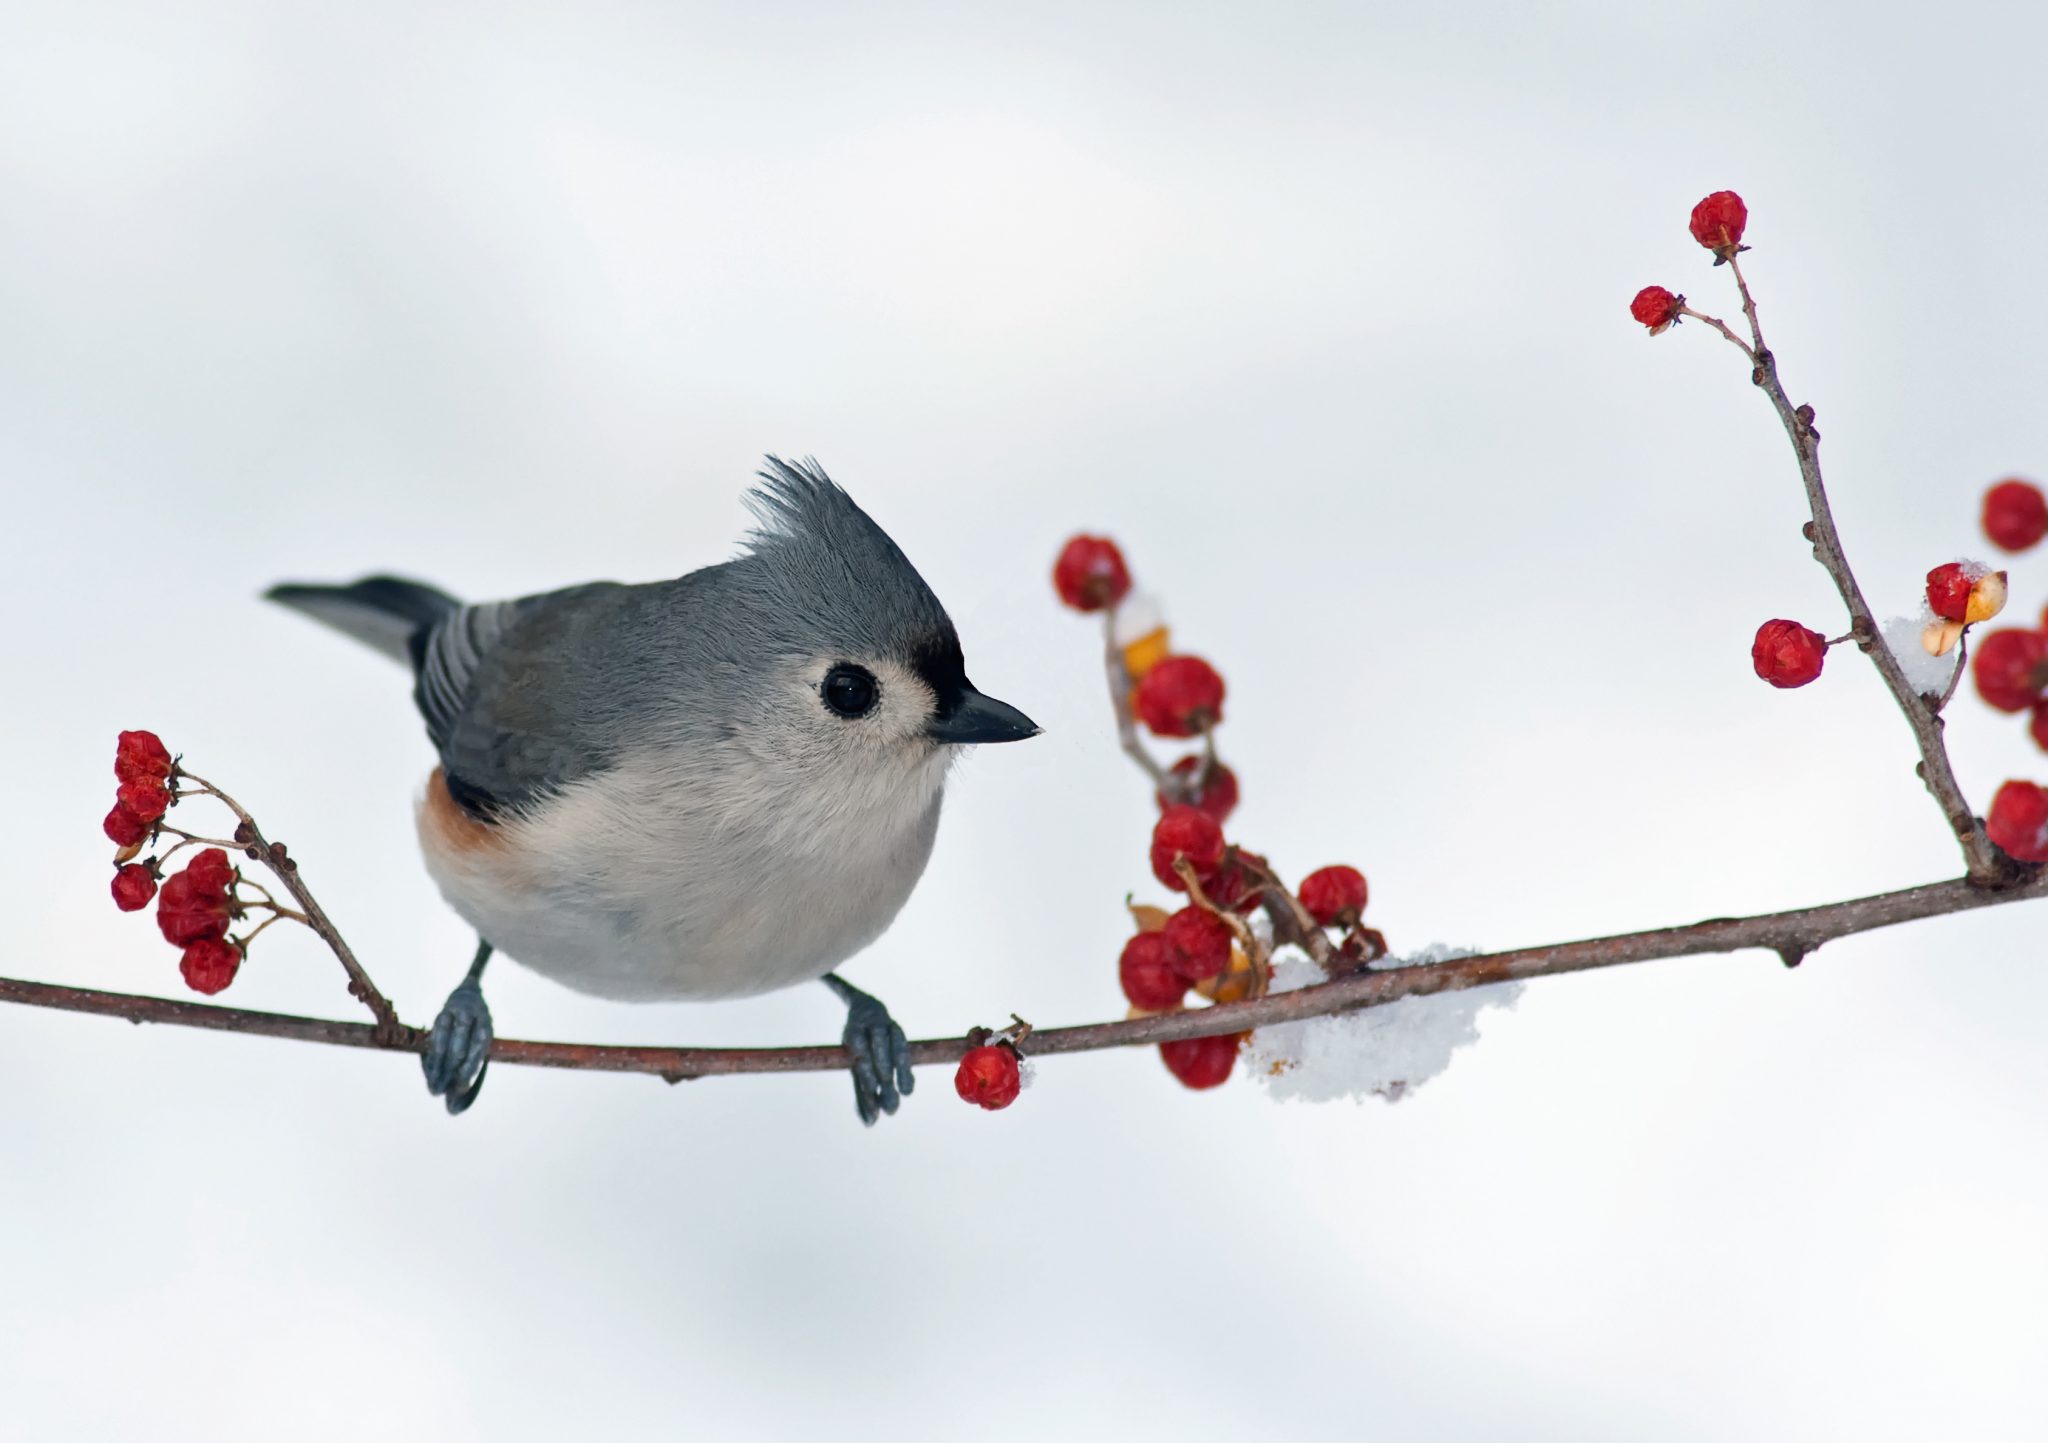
[1063,535,1375,1091]
[949,534,1384,1112]
[1964,482,2048,862]
[99,731,259,994]
[1627,190,1750,335]
[103,729,175,851]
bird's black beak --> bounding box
[929,685,1041,745]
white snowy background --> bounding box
[4,2,2047,1438]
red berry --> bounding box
[1052,535,1132,612]
[1926,562,1975,623]
[1161,906,1233,982]
[1119,932,1190,1010]
[1983,479,2048,553]
[156,848,237,947]
[1688,190,1748,254]
[185,847,234,892]
[954,1044,1022,1110]
[1159,1033,1242,1090]
[1150,805,1226,891]
[1157,756,1238,824]
[115,776,171,823]
[1972,628,2048,712]
[178,937,243,995]
[1298,865,1369,927]
[114,730,173,785]
[2030,702,2048,754]
[1629,285,1681,331]
[103,802,151,848]
[1751,619,1827,689]
[1986,780,2048,864]
[111,864,157,912]
[1133,655,1225,738]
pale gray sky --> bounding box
[5,2,2047,1438]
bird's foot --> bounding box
[831,978,915,1126]
[422,976,492,1115]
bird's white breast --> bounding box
[416,745,950,1002]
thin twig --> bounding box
[176,770,403,1038]
[1676,305,1755,359]
[8,868,2044,1078]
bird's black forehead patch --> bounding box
[909,628,969,717]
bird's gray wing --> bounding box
[414,600,519,751]
[415,581,633,818]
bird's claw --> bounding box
[422,977,492,1115]
[841,989,915,1127]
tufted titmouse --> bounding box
[266,457,1039,1123]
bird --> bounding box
[264,456,1040,1123]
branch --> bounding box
[1695,259,2003,881]
[9,867,2045,1078]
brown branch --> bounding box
[1701,257,2003,882]
[177,771,403,1038]
[9,867,2044,1078]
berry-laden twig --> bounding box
[5,194,2047,1108]
[98,732,400,1036]
[1638,191,2008,881]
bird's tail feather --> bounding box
[265,576,462,665]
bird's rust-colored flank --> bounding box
[421,768,504,856]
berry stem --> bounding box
[241,898,312,926]
[234,873,287,912]
[1675,305,1755,360]
[1103,607,1172,792]
[1170,855,1270,990]
[236,911,292,948]
[156,827,250,853]
[1936,629,1971,714]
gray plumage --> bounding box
[267,456,968,818]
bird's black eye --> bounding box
[821,663,879,719]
